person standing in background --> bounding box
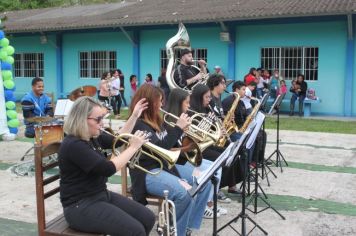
[129,74,138,101]
[144,73,155,85]
[111,69,122,119]
[157,68,170,105]
[118,69,128,108]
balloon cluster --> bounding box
[1,19,19,134]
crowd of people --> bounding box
[242,67,308,117]
[20,47,309,236]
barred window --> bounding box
[79,51,117,78]
[14,53,44,78]
[160,48,208,70]
[261,47,318,81]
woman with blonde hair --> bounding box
[59,96,155,236]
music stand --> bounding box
[260,93,270,113]
[189,142,238,236]
[245,112,285,220]
[217,119,268,236]
[266,94,288,172]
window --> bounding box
[261,47,318,81]
[14,53,44,78]
[79,51,117,78]
[160,48,208,70]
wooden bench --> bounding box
[34,142,105,236]
[121,166,163,211]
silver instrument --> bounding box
[157,190,177,236]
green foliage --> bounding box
[0,0,122,12]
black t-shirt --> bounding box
[209,95,224,120]
[158,75,170,90]
[173,64,199,88]
[59,134,116,207]
[129,119,183,205]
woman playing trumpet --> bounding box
[58,96,155,236]
[129,84,211,236]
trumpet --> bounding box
[100,128,181,175]
[157,190,177,236]
[160,109,202,166]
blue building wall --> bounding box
[61,31,133,100]
[236,21,347,116]
[11,35,58,99]
[352,16,356,116]
[9,19,355,117]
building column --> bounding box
[227,26,236,81]
[132,30,140,83]
[344,15,354,116]
[56,33,63,99]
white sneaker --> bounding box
[217,206,228,215]
[203,206,221,219]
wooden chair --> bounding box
[34,142,104,236]
[120,166,163,211]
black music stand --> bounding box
[189,142,239,236]
[217,118,268,236]
[245,112,285,220]
[266,94,288,172]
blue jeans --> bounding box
[178,160,221,202]
[146,166,211,236]
[256,88,264,99]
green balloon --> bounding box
[3,79,15,89]
[5,101,16,110]
[6,110,17,119]
[7,119,19,128]
[0,38,9,47]
[0,50,7,60]
[4,55,14,64]
[5,46,15,56]
[2,70,12,80]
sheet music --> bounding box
[54,99,74,116]
[246,112,265,149]
[225,132,248,167]
[196,142,235,185]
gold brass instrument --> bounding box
[239,97,261,133]
[157,190,177,236]
[166,23,209,93]
[100,128,181,175]
[160,108,211,166]
[216,92,240,147]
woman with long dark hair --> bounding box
[129,84,211,236]
[190,84,244,195]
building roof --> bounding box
[2,0,356,33]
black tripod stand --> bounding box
[266,105,288,172]
[245,140,285,220]
[217,150,268,236]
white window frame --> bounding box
[160,48,208,70]
[261,47,318,81]
[14,52,44,78]
[79,50,117,78]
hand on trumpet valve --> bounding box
[129,130,149,149]
[132,98,148,118]
[176,113,191,130]
[197,59,207,67]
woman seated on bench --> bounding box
[58,96,155,236]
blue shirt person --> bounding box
[21,77,53,138]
